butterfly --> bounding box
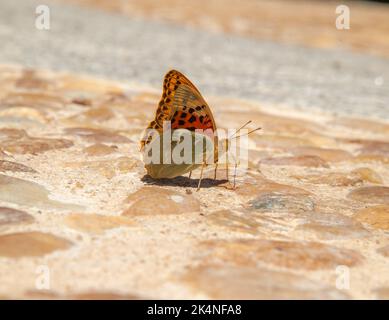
[140,70,260,190]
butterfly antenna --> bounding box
[231,127,262,140]
[228,120,252,140]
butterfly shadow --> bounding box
[141,175,228,189]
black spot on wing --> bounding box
[188,115,196,123]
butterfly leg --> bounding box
[213,162,218,180]
[225,138,229,182]
[196,162,206,191]
[233,162,237,189]
[189,171,192,179]
[226,158,229,182]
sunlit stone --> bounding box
[293,172,362,187]
[182,265,348,299]
[206,210,261,235]
[122,186,200,216]
[83,143,117,156]
[249,193,315,214]
[64,127,131,143]
[377,245,389,257]
[253,134,315,149]
[347,187,389,205]
[1,92,65,110]
[64,157,139,178]
[351,167,383,184]
[356,140,389,157]
[0,174,83,210]
[0,107,48,124]
[0,128,73,155]
[0,207,35,227]
[353,205,389,230]
[201,239,363,270]
[297,211,370,240]
[373,287,389,299]
[236,176,311,197]
[0,160,37,173]
[260,155,329,168]
[79,107,115,121]
[64,213,135,234]
[291,147,352,162]
[0,232,72,258]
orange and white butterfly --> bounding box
[140,70,259,190]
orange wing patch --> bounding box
[171,109,213,131]
[141,70,218,159]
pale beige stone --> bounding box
[123,186,200,216]
[373,287,389,299]
[297,212,370,240]
[0,232,72,258]
[206,210,260,235]
[0,160,37,173]
[291,147,352,162]
[0,128,73,155]
[0,207,35,227]
[351,167,383,184]
[354,205,389,230]
[253,134,315,149]
[64,213,135,234]
[348,187,389,205]
[377,245,389,257]
[260,155,329,168]
[201,239,363,270]
[0,174,83,210]
[236,176,311,197]
[64,127,130,143]
[293,172,362,187]
[248,193,315,214]
[182,265,349,299]
[83,143,117,156]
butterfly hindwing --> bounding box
[144,129,214,179]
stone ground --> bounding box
[0,0,389,299]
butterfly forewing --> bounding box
[141,70,218,162]
[171,84,215,130]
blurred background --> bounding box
[1,0,389,118]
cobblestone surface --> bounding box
[1,0,389,299]
[0,66,388,299]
